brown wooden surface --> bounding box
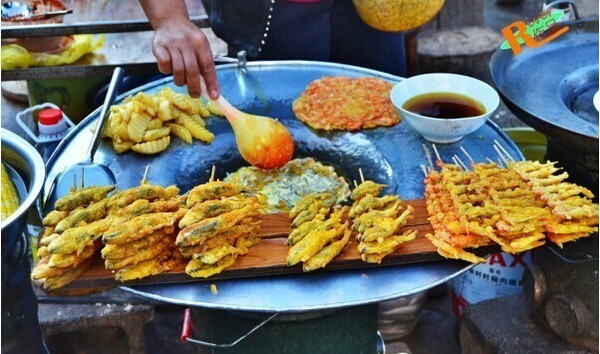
[59,198,495,291]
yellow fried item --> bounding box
[358,230,417,255]
[179,221,258,257]
[114,249,181,282]
[234,235,261,254]
[55,199,108,233]
[31,257,70,280]
[179,195,255,228]
[289,193,336,220]
[186,255,237,278]
[353,200,403,233]
[42,210,69,226]
[192,244,242,265]
[48,244,97,268]
[351,180,386,201]
[40,230,59,246]
[103,210,183,244]
[37,246,50,258]
[359,207,412,243]
[288,212,327,245]
[348,195,398,218]
[425,233,486,263]
[48,218,113,255]
[101,230,166,259]
[105,237,173,269]
[303,227,352,272]
[108,184,179,209]
[42,257,94,290]
[54,185,115,211]
[185,181,248,208]
[287,221,348,266]
[176,204,258,247]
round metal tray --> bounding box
[44,61,523,312]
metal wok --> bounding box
[43,61,523,312]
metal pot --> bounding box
[1,129,45,253]
[352,0,445,32]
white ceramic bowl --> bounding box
[390,73,500,143]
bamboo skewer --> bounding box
[141,164,150,184]
[358,168,365,184]
[459,146,475,165]
[431,144,442,163]
[494,145,509,166]
[494,140,515,162]
[420,165,429,177]
[209,165,216,182]
[422,143,435,171]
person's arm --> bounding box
[139,0,219,99]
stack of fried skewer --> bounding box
[176,179,261,278]
[350,176,416,264]
[422,142,598,263]
[286,193,352,271]
[33,185,115,290]
[100,183,185,282]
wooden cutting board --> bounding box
[57,198,494,291]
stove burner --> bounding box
[560,65,599,125]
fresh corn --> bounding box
[1,162,20,221]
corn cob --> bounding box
[1,162,20,221]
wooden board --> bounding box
[59,199,497,291]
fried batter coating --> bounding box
[287,221,349,266]
[348,195,398,218]
[289,193,336,220]
[179,221,258,257]
[32,257,70,280]
[353,200,403,233]
[40,231,59,246]
[288,212,327,245]
[176,204,258,247]
[48,243,97,268]
[186,181,248,208]
[108,184,179,209]
[359,207,413,243]
[103,210,183,244]
[425,233,486,263]
[48,218,113,255]
[235,235,261,253]
[42,257,94,290]
[54,185,115,211]
[358,230,417,255]
[114,249,179,282]
[351,181,385,201]
[105,237,173,269]
[102,230,166,259]
[193,244,242,265]
[37,246,50,258]
[179,195,256,228]
[303,228,352,272]
[186,255,237,278]
[42,210,69,226]
[55,199,108,233]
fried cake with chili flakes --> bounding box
[292,76,401,131]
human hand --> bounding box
[151,19,220,99]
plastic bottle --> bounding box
[37,108,68,162]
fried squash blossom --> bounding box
[292,76,401,131]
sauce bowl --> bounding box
[390,73,500,143]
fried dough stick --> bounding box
[186,181,248,208]
[54,185,115,211]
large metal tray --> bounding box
[43,61,523,312]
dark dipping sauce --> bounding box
[402,92,486,119]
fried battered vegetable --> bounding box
[42,257,94,290]
[178,221,258,258]
[105,237,173,269]
[425,233,486,263]
[55,199,108,233]
[176,204,258,247]
[288,212,327,245]
[348,195,398,218]
[289,193,336,220]
[287,221,348,266]
[48,218,113,254]
[101,230,166,259]
[303,228,352,272]
[186,255,237,278]
[48,243,97,268]
[114,249,182,282]
[359,207,413,243]
[103,210,183,244]
[192,244,242,265]
[358,230,417,255]
[186,181,248,208]
[54,185,115,211]
[42,210,69,226]
[179,195,255,228]
[351,180,385,201]
[108,184,179,209]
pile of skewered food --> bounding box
[423,146,598,263]
[350,180,417,264]
[100,184,185,282]
[32,182,185,290]
[287,193,352,272]
[33,185,116,290]
[176,181,262,278]
[102,87,220,155]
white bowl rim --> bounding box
[390,73,500,122]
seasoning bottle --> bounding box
[37,108,68,162]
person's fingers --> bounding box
[153,45,172,74]
[170,49,185,86]
[181,48,201,98]
[195,36,220,99]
